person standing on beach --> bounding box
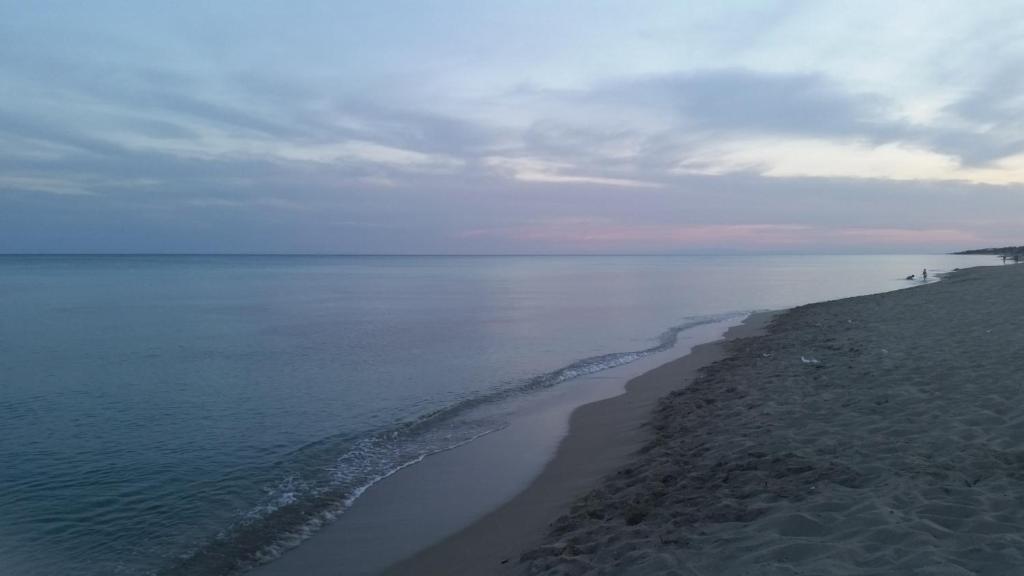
[922,268,927,280]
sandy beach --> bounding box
[512,264,1024,575]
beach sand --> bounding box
[518,264,1024,575]
[385,312,775,575]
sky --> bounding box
[4,1,1024,254]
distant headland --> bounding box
[952,246,1024,257]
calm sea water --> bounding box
[0,254,994,575]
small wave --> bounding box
[160,311,747,576]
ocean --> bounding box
[0,254,993,575]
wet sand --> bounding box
[521,264,1024,575]
[386,312,775,575]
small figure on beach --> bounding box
[905,274,915,280]
[922,268,927,280]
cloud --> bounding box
[671,137,1024,185]
[185,197,308,210]
[490,69,912,185]
[484,156,661,188]
[923,64,1024,164]
[0,176,95,196]
[278,141,465,172]
[616,69,901,140]
[510,67,1024,185]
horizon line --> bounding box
[0,251,979,257]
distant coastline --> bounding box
[952,245,1024,256]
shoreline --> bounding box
[384,311,777,575]
[519,263,1024,574]
[248,316,753,576]
[247,258,993,576]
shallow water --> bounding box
[0,254,994,575]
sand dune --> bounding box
[524,265,1024,575]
